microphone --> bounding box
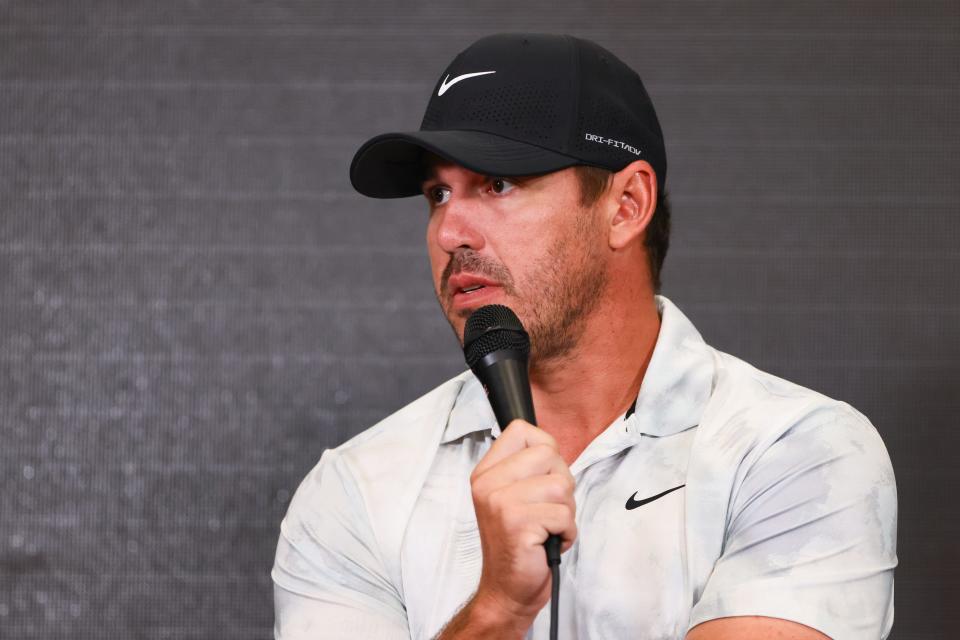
[463,304,562,568]
[463,304,537,428]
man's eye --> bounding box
[490,178,517,194]
[429,186,451,205]
[491,178,516,195]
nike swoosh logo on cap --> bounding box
[437,71,496,96]
[625,484,685,510]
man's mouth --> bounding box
[445,274,503,312]
[447,273,498,297]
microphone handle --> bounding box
[478,350,537,428]
[476,351,562,567]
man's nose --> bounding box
[434,194,485,254]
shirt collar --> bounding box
[442,371,499,444]
[440,295,716,444]
[627,295,716,438]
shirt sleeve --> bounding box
[688,404,898,639]
[272,449,410,640]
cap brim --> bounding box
[349,130,582,199]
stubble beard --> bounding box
[522,214,608,364]
[436,210,609,367]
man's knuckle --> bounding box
[546,479,568,502]
[533,443,556,459]
[506,419,528,434]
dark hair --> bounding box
[574,165,671,293]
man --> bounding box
[273,33,897,639]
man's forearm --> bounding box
[434,592,532,640]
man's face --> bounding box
[422,160,610,364]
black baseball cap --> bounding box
[349,33,667,198]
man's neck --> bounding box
[528,295,662,465]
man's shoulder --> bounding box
[279,370,474,586]
[684,347,895,571]
[687,350,896,640]
[333,369,473,462]
[700,347,883,453]
[710,348,836,410]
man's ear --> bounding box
[607,159,658,250]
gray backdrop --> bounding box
[1,1,957,638]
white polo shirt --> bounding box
[273,295,897,639]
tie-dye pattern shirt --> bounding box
[273,295,897,639]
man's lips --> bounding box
[446,273,500,303]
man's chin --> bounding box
[439,305,468,347]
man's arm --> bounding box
[687,616,831,639]
[687,404,897,639]
[272,449,409,640]
[434,590,535,640]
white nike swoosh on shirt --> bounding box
[437,71,496,96]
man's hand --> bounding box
[438,420,577,638]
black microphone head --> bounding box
[463,304,530,370]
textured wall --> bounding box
[1,1,957,638]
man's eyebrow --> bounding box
[489,173,535,185]
[420,164,536,190]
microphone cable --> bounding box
[546,535,561,640]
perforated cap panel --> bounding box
[423,82,562,144]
